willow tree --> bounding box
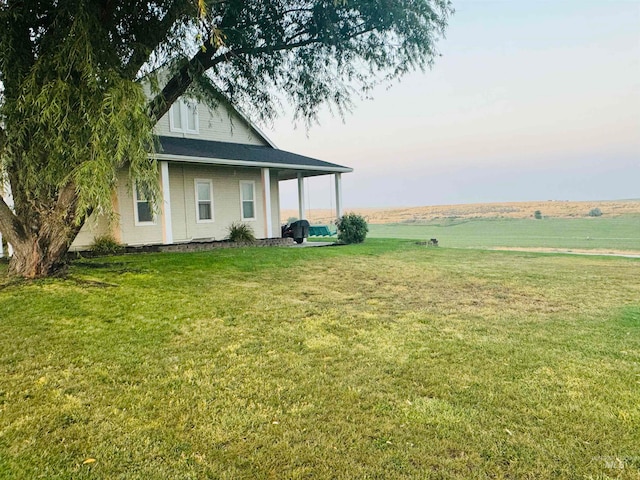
[0,0,453,278]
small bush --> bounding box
[588,208,602,217]
[228,222,255,243]
[336,213,368,244]
[534,210,542,220]
[90,235,123,255]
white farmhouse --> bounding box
[59,96,351,251]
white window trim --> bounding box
[168,103,181,133]
[195,178,215,223]
[240,180,257,221]
[169,99,199,134]
[133,183,156,226]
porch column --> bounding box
[297,173,306,220]
[262,168,273,238]
[160,161,173,244]
[334,173,343,220]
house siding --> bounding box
[117,169,164,246]
[155,103,268,146]
[70,192,120,251]
[71,164,279,250]
[70,214,112,251]
[168,164,270,242]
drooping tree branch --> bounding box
[123,3,195,79]
[147,23,375,124]
[147,0,452,127]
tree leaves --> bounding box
[148,0,454,127]
[1,7,156,224]
[0,0,453,276]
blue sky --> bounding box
[264,0,640,210]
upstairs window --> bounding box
[240,181,256,221]
[195,179,214,223]
[134,184,155,225]
[169,99,199,134]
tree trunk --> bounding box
[8,225,82,278]
[1,182,84,279]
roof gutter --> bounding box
[154,153,353,174]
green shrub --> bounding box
[534,210,542,220]
[336,213,368,244]
[588,207,602,217]
[228,222,255,243]
[90,235,124,255]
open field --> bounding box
[367,216,640,253]
[290,200,640,253]
[283,199,640,224]
[1,241,639,479]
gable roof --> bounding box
[155,136,352,180]
[228,105,278,149]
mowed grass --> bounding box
[368,215,640,251]
[0,241,639,479]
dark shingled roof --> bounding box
[157,136,351,173]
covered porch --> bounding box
[276,169,347,230]
[156,136,352,241]
[0,140,352,256]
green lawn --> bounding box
[367,215,640,251]
[1,241,639,479]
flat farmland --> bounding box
[367,216,640,252]
[284,199,640,225]
[288,200,640,253]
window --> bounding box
[171,102,183,131]
[240,181,256,220]
[134,184,154,225]
[195,179,214,223]
[169,99,199,134]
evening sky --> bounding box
[264,0,640,210]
